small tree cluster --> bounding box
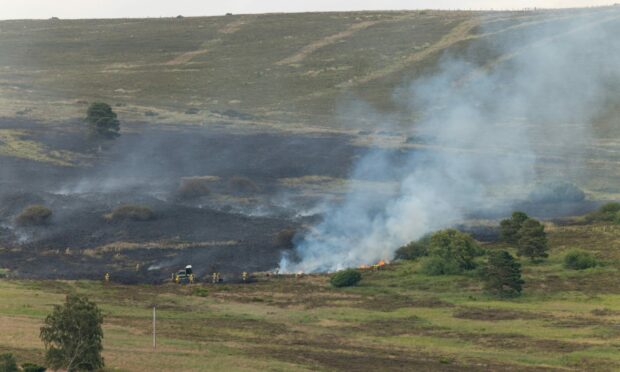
[586,202,620,223]
[500,212,548,261]
[420,229,482,275]
[40,295,104,371]
[394,235,430,260]
[85,102,120,139]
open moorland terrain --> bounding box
[1,6,620,371]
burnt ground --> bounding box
[0,118,601,282]
[0,119,363,282]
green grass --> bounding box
[1,221,620,370]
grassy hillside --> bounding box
[1,219,620,371]
[1,7,619,130]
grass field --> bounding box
[1,220,619,371]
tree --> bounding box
[85,102,120,139]
[40,295,104,371]
[482,250,524,297]
[428,229,481,271]
[394,235,430,260]
[517,219,548,261]
[500,211,529,244]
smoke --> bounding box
[281,8,620,272]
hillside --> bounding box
[0,7,618,130]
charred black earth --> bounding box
[0,119,362,283]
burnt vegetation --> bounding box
[15,205,52,226]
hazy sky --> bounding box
[1,0,616,20]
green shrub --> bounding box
[0,353,18,372]
[15,205,52,226]
[419,257,461,276]
[105,205,155,222]
[21,363,46,372]
[394,235,430,260]
[587,202,620,223]
[564,250,598,270]
[192,287,209,297]
[330,269,361,288]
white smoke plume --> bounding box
[281,8,620,272]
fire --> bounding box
[359,260,388,270]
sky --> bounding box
[1,0,617,20]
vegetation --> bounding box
[40,295,104,371]
[499,211,529,244]
[177,177,211,199]
[528,181,585,203]
[105,205,155,222]
[21,363,46,372]
[564,249,598,270]
[481,250,524,298]
[0,353,18,372]
[330,269,361,287]
[517,219,549,261]
[586,202,620,223]
[15,205,52,226]
[426,229,482,272]
[85,102,120,139]
[229,176,259,194]
[394,235,430,260]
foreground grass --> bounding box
[1,222,620,371]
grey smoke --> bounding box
[281,8,620,272]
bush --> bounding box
[0,353,18,372]
[275,228,296,249]
[528,182,585,203]
[21,363,46,372]
[330,269,361,288]
[40,295,104,371]
[564,250,598,270]
[395,235,431,260]
[15,205,52,226]
[229,176,259,194]
[85,102,120,139]
[587,202,620,223]
[419,256,461,276]
[177,178,211,199]
[428,229,482,272]
[481,250,524,297]
[105,205,155,222]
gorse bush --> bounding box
[564,250,598,270]
[587,202,620,223]
[395,235,430,260]
[330,269,361,288]
[21,363,46,372]
[105,205,155,222]
[15,205,52,226]
[419,256,461,276]
[0,353,18,372]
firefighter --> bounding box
[212,272,217,284]
[189,273,195,284]
[135,263,140,272]
[242,271,248,283]
[175,273,180,284]
[104,272,110,283]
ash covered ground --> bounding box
[0,118,600,282]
